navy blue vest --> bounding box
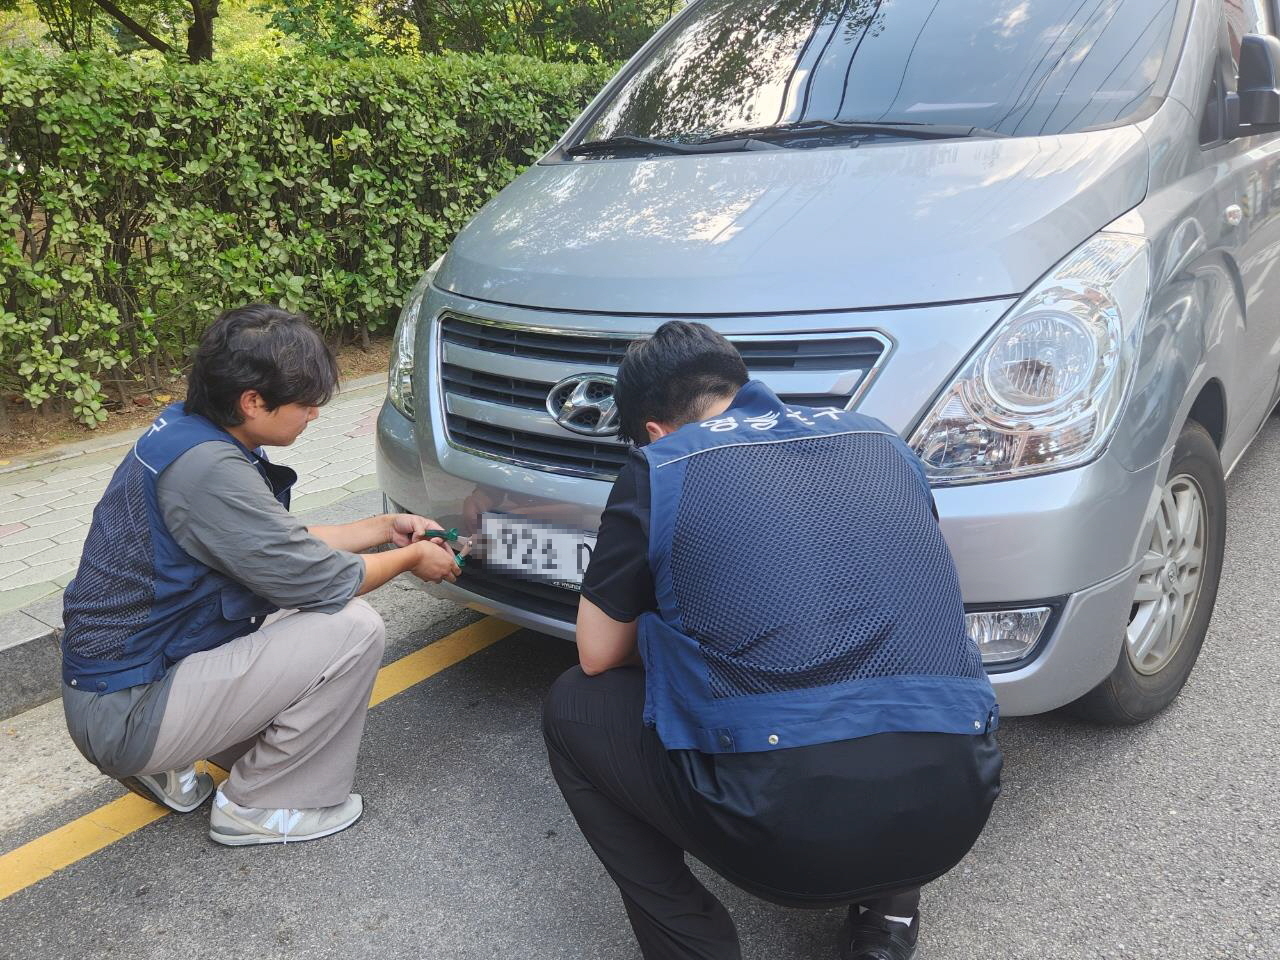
[61,405,292,693]
[639,381,998,753]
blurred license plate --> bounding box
[481,514,597,586]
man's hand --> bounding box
[357,539,460,595]
[312,513,442,554]
[409,540,461,584]
[388,513,441,548]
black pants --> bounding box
[543,666,1001,960]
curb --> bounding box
[0,617,62,721]
[0,433,138,477]
[0,372,388,477]
[0,373,389,720]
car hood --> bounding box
[438,127,1149,314]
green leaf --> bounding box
[0,50,615,427]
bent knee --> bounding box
[542,666,588,737]
[336,598,386,654]
[542,664,644,736]
[546,664,592,705]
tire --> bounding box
[1067,420,1226,725]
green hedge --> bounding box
[0,53,614,425]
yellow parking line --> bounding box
[369,616,518,706]
[0,616,519,902]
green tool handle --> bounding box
[415,528,459,542]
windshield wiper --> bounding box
[565,134,779,157]
[699,120,1010,144]
[564,120,1002,158]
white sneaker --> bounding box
[208,790,364,846]
[119,766,214,813]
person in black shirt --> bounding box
[542,322,1002,960]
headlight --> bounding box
[387,256,444,421]
[910,232,1150,484]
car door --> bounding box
[1204,0,1280,439]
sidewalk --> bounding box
[0,374,389,719]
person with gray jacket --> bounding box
[61,305,461,846]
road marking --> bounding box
[0,616,519,902]
[369,616,518,706]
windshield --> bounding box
[574,0,1182,148]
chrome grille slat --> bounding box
[728,339,884,370]
[441,316,886,370]
[446,415,630,475]
[440,364,547,410]
[443,341,600,385]
[444,345,865,397]
[443,317,626,365]
[446,393,605,441]
[437,313,889,481]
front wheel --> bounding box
[1068,421,1226,724]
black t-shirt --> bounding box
[581,449,656,623]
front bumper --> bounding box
[377,394,1160,717]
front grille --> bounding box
[437,313,888,480]
[441,316,884,370]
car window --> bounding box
[1200,61,1226,145]
[1202,1,1276,145]
[575,0,1184,147]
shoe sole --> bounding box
[838,918,918,960]
[839,945,917,960]
[118,775,214,814]
[208,809,363,847]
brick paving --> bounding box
[0,375,388,620]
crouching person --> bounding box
[60,305,461,846]
[543,322,1002,960]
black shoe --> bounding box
[838,909,919,960]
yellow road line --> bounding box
[0,616,518,902]
[369,616,518,706]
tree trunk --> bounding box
[186,0,218,62]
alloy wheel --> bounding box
[1126,474,1207,676]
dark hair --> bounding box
[615,321,749,446]
[184,304,339,427]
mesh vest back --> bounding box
[669,433,984,701]
[63,456,156,662]
[639,380,997,753]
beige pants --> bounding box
[140,599,386,809]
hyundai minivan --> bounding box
[376,0,1280,722]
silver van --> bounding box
[376,0,1280,723]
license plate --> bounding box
[480,514,597,587]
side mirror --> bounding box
[1238,33,1280,126]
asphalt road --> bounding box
[1,418,1277,960]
